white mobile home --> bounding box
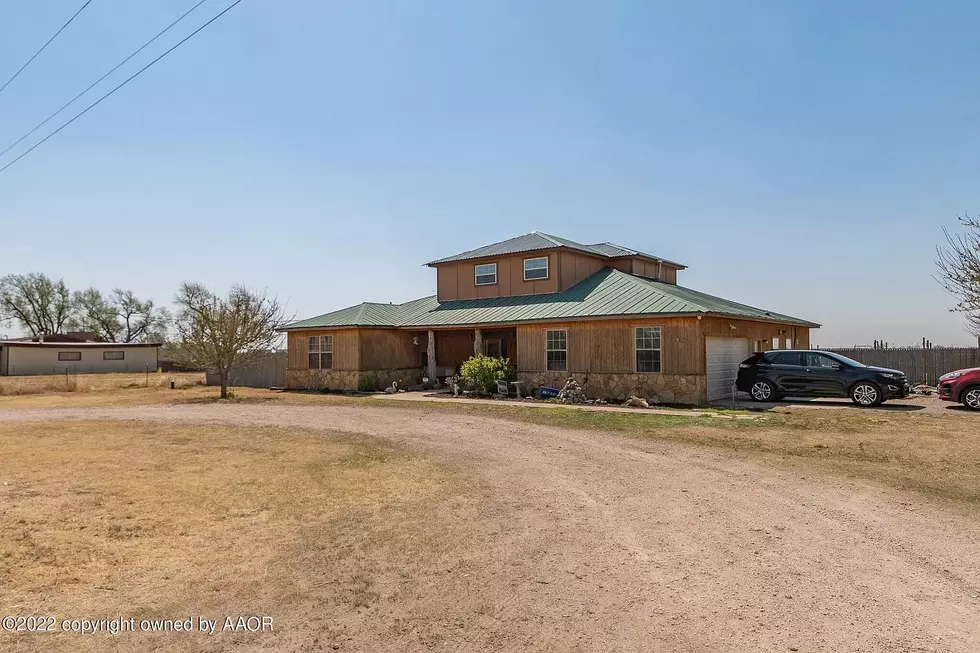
[0,342,162,376]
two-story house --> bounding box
[282,232,818,405]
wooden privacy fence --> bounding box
[206,351,287,389]
[825,347,980,385]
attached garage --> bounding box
[706,337,751,402]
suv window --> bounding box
[768,352,803,366]
[804,353,839,369]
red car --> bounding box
[938,368,980,411]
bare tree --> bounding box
[937,214,980,338]
[0,273,75,336]
[170,282,287,398]
[72,288,171,342]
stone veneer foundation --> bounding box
[518,372,707,406]
[286,368,422,392]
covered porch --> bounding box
[409,327,517,382]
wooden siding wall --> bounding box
[700,318,810,351]
[287,329,360,370]
[555,252,682,289]
[436,252,560,301]
[287,319,809,375]
[359,329,421,370]
[629,259,678,284]
[436,330,475,368]
[558,251,607,290]
[517,318,703,374]
[437,250,685,300]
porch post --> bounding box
[427,330,437,382]
[473,328,483,356]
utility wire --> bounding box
[0,0,208,160]
[0,0,244,176]
[0,0,94,97]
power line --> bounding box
[0,0,208,161]
[0,0,244,176]
[0,0,94,98]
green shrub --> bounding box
[358,373,379,392]
[460,355,508,395]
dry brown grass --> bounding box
[0,372,205,397]
[0,420,449,652]
[1,383,977,507]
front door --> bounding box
[484,338,502,358]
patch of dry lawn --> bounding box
[0,420,451,652]
[0,372,204,400]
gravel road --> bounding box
[3,403,978,652]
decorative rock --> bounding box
[558,376,587,404]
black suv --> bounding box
[736,350,910,406]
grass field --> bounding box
[0,419,450,652]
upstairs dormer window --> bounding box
[523,256,549,281]
[475,263,497,285]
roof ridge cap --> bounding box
[532,231,565,247]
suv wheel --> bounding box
[962,385,980,411]
[850,382,882,407]
[749,380,776,402]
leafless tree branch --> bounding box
[936,214,980,337]
[169,283,289,398]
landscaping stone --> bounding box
[517,372,707,405]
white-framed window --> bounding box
[103,351,125,360]
[635,327,662,373]
[784,337,793,350]
[58,351,81,361]
[475,263,497,286]
[772,337,780,350]
[546,329,567,371]
[308,335,333,369]
[523,256,549,281]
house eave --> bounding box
[279,311,818,332]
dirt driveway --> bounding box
[3,402,979,652]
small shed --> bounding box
[0,341,162,376]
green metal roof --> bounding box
[425,231,686,268]
[284,302,404,329]
[283,268,819,330]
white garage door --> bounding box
[706,337,751,402]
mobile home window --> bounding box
[523,257,549,281]
[635,327,662,373]
[308,335,333,369]
[546,329,567,371]
[474,263,497,286]
[58,351,81,361]
[103,351,125,360]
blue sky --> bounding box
[1,0,977,346]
